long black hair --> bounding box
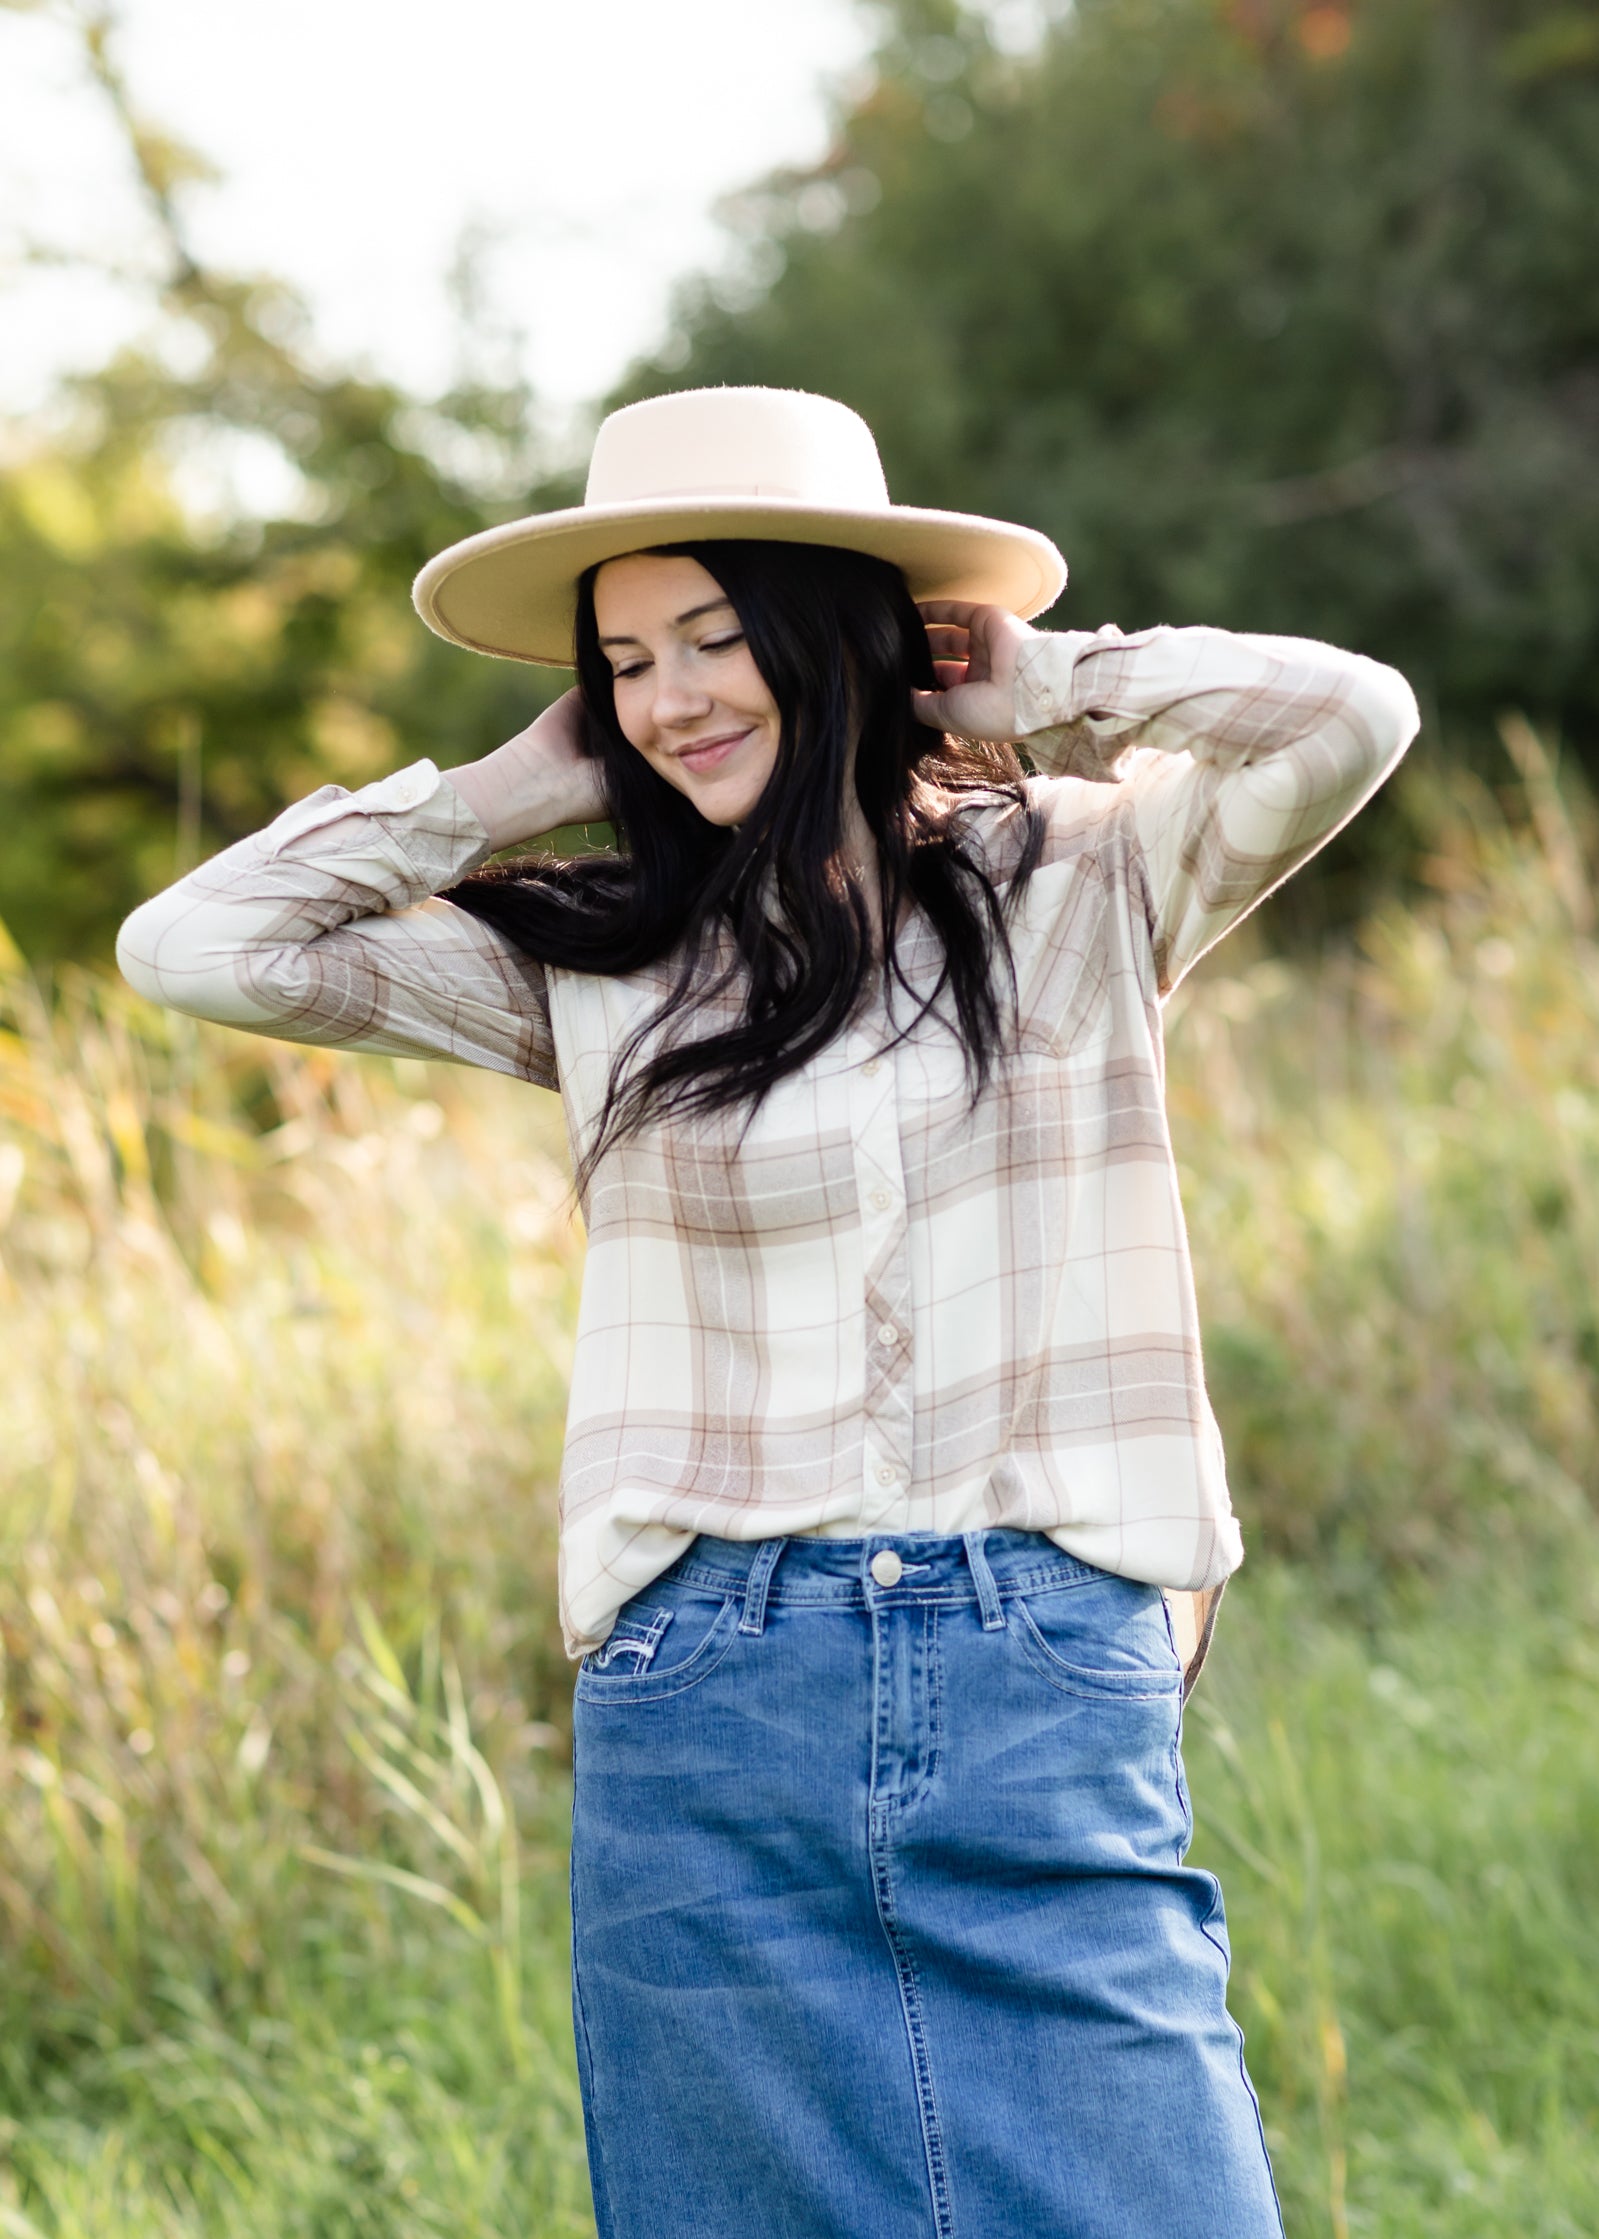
[449,540,1043,1185]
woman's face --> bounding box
[593,552,781,826]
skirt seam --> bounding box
[869,1815,957,2239]
[869,1602,956,2238]
[1197,1875,1288,2239]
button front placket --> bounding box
[850,1038,914,1522]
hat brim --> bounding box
[412,497,1067,666]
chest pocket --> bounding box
[1011,848,1116,1062]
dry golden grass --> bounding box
[0,959,587,2177]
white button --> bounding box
[877,1324,898,1347]
[861,1058,881,1078]
[375,767,427,810]
[870,1188,892,1211]
[875,1464,897,1487]
[870,1550,904,1588]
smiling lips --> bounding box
[674,728,752,775]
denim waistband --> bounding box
[661,1528,1113,1616]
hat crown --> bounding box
[584,387,892,513]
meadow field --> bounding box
[2,748,1598,2237]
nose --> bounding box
[648,650,714,732]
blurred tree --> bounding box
[625,0,1599,759]
[8,0,1597,957]
[0,3,571,961]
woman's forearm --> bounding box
[116,763,494,1028]
[1014,623,1417,788]
[443,743,602,853]
[443,689,609,851]
[115,761,557,1080]
[1013,623,1418,992]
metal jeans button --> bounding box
[870,1549,904,1588]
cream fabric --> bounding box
[117,624,1418,1655]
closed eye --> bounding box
[612,632,741,681]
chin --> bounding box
[683,782,763,828]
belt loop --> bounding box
[739,1538,787,1637]
[963,1530,1005,1631]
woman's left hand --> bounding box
[913,602,1039,740]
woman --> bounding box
[120,385,1418,2238]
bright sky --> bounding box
[2,0,874,435]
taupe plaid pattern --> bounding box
[118,625,1418,1656]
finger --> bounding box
[930,659,969,689]
[910,688,952,731]
[922,625,970,656]
[917,599,986,626]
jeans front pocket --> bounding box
[1011,1572,1184,1700]
[575,1589,740,1707]
[583,1604,675,1674]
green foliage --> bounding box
[0,10,576,964]
[0,293,569,963]
[629,0,1599,752]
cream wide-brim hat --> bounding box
[412,386,1067,666]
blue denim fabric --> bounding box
[570,1531,1282,2239]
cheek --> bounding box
[730,656,780,729]
[744,728,781,793]
[610,690,652,755]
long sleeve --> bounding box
[116,760,559,1087]
[1013,625,1419,991]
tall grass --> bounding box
[2,748,1598,2234]
[0,960,592,2233]
[1176,737,1599,1585]
[1199,1559,1599,2239]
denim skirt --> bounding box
[570,1529,1282,2239]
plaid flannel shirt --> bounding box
[118,624,1418,1670]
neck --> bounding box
[840,786,898,959]
[841,785,876,878]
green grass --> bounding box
[0,1805,593,2238]
[1189,1556,1599,2238]
[3,750,1599,2233]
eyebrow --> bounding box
[597,597,735,648]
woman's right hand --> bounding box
[913,602,1039,741]
[444,689,611,852]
